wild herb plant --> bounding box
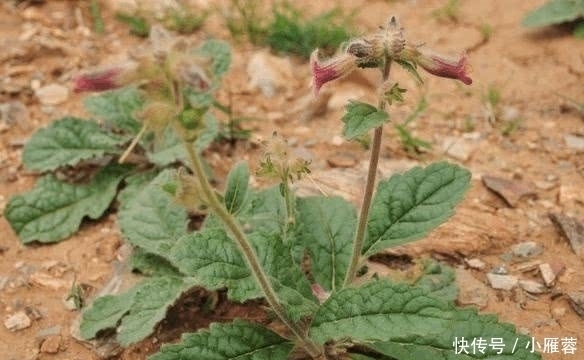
[522,0,584,38]
[6,15,542,360]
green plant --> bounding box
[116,11,151,37]
[164,7,208,34]
[223,1,355,59]
[522,0,584,38]
[431,0,462,23]
[6,15,541,360]
[394,96,432,154]
[4,36,230,244]
[89,0,104,34]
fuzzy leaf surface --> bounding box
[309,280,541,359]
[414,260,458,303]
[364,162,470,256]
[342,101,389,140]
[149,320,293,360]
[5,164,131,243]
[224,161,249,214]
[118,170,188,257]
[22,117,125,172]
[196,39,232,79]
[83,86,144,134]
[522,0,584,28]
[169,228,316,319]
[295,196,356,291]
[117,276,195,346]
[80,286,138,339]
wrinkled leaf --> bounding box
[522,0,584,28]
[83,86,144,134]
[22,117,125,172]
[5,164,131,243]
[169,228,316,320]
[118,276,195,346]
[118,170,188,257]
[224,161,250,214]
[414,260,458,303]
[149,320,293,360]
[309,280,541,359]
[295,196,356,291]
[364,162,470,256]
[342,101,389,140]
[130,248,182,277]
[80,286,139,339]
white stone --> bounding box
[486,273,518,290]
[4,311,32,331]
[35,84,69,106]
[564,134,584,150]
[518,280,547,294]
[441,136,477,162]
[247,51,293,97]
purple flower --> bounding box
[412,48,472,85]
[310,50,358,95]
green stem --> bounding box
[282,180,296,230]
[343,59,392,287]
[184,142,322,358]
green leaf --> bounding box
[522,0,584,28]
[196,39,232,79]
[363,162,470,256]
[414,260,458,303]
[5,164,131,243]
[80,286,139,339]
[147,113,219,166]
[224,161,250,214]
[295,196,356,291]
[81,276,196,345]
[83,86,144,134]
[130,248,181,277]
[309,280,541,359]
[169,228,316,319]
[149,320,294,360]
[118,170,188,257]
[22,117,125,172]
[574,20,584,37]
[342,101,389,140]
[117,276,195,346]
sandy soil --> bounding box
[0,0,583,359]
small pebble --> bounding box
[518,280,547,294]
[35,83,69,106]
[4,311,32,331]
[465,258,486,270]
[40,335,61,354]
[486,273,518,290]
[512,241,542,258]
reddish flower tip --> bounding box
[310,50,358,95]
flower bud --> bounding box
[408,47,472,85]
[310,50,358,95]
[73,61,138,92]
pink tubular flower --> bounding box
[310,50,358,95]
[413,49,472,85]
[73,62,138,93]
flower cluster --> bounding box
[310,16,472,95]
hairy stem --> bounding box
[184,142,322,358]
[343,59,392,287]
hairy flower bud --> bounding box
[73,62,138,92]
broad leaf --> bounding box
[224,161,250,214]
[169,228,316,320]
[130,248,182,277]
[237,186,288,236]
[342,101,389,140]
[5,164,131,243]
[83,86,144,134]
[118,170,188,257]
[147,113,219,166]
[364,162,470,256]
[414,260,458,303]
[149,320,294,360]
[80,286,139,339]
[80,277,195,346]
[309,280,541,359]
[295,196,356,291]
[522,0,584,28]
[22,117,125,172]
[117,276,195,346]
